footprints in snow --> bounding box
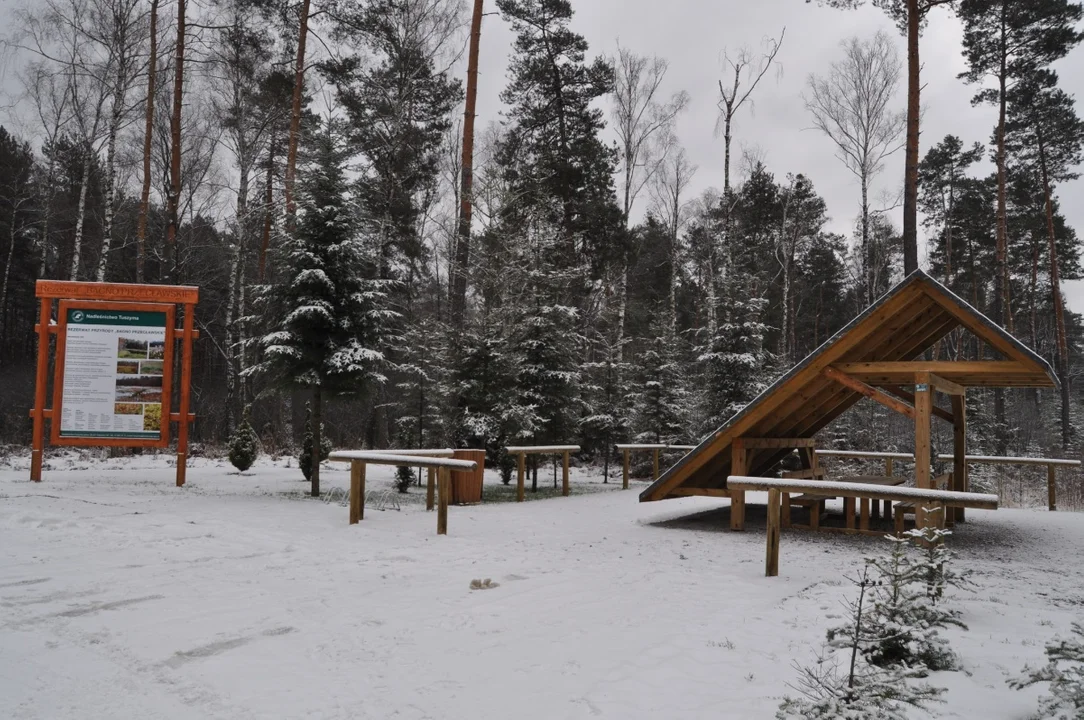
[163,626,297,668]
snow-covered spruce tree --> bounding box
[780,566,945,719]
[1011,622,1084,719]
[299,402,331,484]
[633,313,690,446]
[843,535,964,673]
[251,118,386,497]
[394,314,449,453]
[580,330,634,483]
[905,524,973,603]
[697,293,770,433]
[228,405,260,472]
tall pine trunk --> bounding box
[902,0,920,275]
[164,0,186,282]
[1039,134,1071,449]
[284,0,311,227]
[994,4,1011,331]
[258,138,275,280]
[136,0,159,284]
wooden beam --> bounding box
[766,489,781,577]
[833,361,1041,379]
[882,385,955,423]
[740,437,818,449]
[622,449,630,490]
[516,452,526,503]
[928,372,965,396]
[731,439,747,532]
[562,451,570,497]
[669,487,731,498]
[349,461,365,525]
[437,467,449,535]
[726,477,999,510]
[823,366,916,420]
[426,467,436,511]
[952,395,966,523]
[1048,464,1058,512]
[652,448,660,480]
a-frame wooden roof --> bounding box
[640,270,1058,502]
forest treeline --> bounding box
[0,0,1081,480]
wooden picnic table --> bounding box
[783,474,905,531]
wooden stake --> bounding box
[652,448,660,481]
[562,451,570,497]
[952,394,967,522]
[622,449,630,490]
[176,302,195,487]
[30,298,50,482]
[914,371,932,529]
[426,467,436,511]
[349,461,365,525]
[885,457,894,477]
[766,488,781,577]
[844,497,856,530]
[437,467,449,535]
[516,452,525,502]
[1048,464,1057,512]
[860,498,870,531]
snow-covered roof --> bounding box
[641,270,1059,503]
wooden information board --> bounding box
[31,281,199,486]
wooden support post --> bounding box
[652,448,660,481]
[782,493,792,529]
[872,499,880,521]
[951,394,967,522]
[730,439,747,531]
[516,452,525,503]
[437,467,449,535]
[766,488,781,577]
[885,457,894,477]
[176,302,195,487]
[562,451,570,497]
[809,500,820,531]
[30,297,51,482]
[844,497,856,530]
[860,498,870,531]
[1048,464,1057,512]
[622,449,630,490]
[349,461,365,525]
[426,467,436,511]
[914,372,932,529]
[895,505,905,535]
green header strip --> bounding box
[59,430,159,439]
[67,309,167,328]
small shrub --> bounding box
[395,465,414,494]
[228,406,260,472]
[1011,622,1084,719]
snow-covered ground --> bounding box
[2,453,1082,719]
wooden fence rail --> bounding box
[814,449,1079,511]
[328,451,476,535]
[367,448,455,511]
[504,445,581,502]
[614,444,666,489]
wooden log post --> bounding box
[622,449,630,490]
[782,493,792,529]
[730,439,747,531]
[562,451,570,497]
[914,372,932,529]
[766,488,781,577]
[516,452,526,503]
[1048,463,1057,512]
[176,302,196,487]
[349,461,365,525]
[844,497,856,530]
[860,498,870,531]
[426,467,436,511]
[652,448,660,481]
[30,297,51,482]
[952,394,967,522]
[437,467,449,535]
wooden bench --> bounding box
[726,476,999,577]
[781,475,905,531]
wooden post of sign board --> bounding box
[622,449,630,489]
[349,461,366,524]
[426,467,436,511]
[562,451,570,497]
[516,452,526,502]
[30,297,51,482]
[437,467,449,535]
[175,302,195,487]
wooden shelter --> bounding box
[640,270,1058,524]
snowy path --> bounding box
[2,455,1082,719]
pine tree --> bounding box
[1011,622,1084,719]
[228,405,260,472]
[251,118,387,496]
[580,331,634,482]
[632,315,688,445]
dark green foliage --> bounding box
[228,406,260,472]
[394,465,414,494]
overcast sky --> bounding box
[2,0,1082,310]
[466,0,1084,311]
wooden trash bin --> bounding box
[451,449,485,504]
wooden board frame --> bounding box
[30,280,199,486]
[51,300,176,449]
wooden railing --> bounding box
[815,449,1079,511]
[613,444,699,489]
[504,445,581,502]
[329,451,476,535]
[368,448,455,511]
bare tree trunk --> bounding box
[450,0,484,327]
[861,173,871,305]
[38,156,56,280]
[284,0,311,228]
[310,388,321,497]
[136,0,159,284]
[902,0,920,275]
[97,83,128,282]
[258,138,275,280]
[69,146,94,281]
[164,0,185,282]
[1039,135,1071,450]
[0,207,19,340]
[225,241,239,431]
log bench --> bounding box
[781,475,905,531]
[726,476,999,577]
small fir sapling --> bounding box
[227,405,260,472]
[779,566,945,719]
[395,465,414,494]
[905,521,973,603]
[299,402,331,482]
[1011,622,1084,719]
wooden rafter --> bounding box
[882,385,954,423]
[822,367,916,420]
